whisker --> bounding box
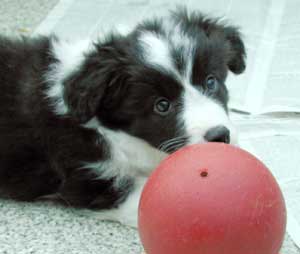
[159,136,186,147]
[164,141,186,153]
[159,137,186,150]
[162,140,185,151]
[161,138,186,147]
[159,135,189,153]
[160,134,189,146]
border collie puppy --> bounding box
[0,9,245,227]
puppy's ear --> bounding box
[172,9,246,74]
[63,40,130,123]
[223,27,246,74]
[200,20,246,74]
[63,61,105,123]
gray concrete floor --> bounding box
[0,0,58,36]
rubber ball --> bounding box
[138,143,286,254]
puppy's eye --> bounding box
[154,98,171,115]
[206,75,218,91]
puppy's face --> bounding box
[64,10,246,153]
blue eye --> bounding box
[206,75,218,91]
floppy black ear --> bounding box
[63,41,130,123]
[63,61,106,123]
[223,26,246,74]
[199,19,247,75]
[171,8,246,75]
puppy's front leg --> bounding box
[92,176,147,228]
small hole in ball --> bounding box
[200,170,208,177]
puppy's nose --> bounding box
[204,126,230,144]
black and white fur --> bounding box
[0,9,246,227]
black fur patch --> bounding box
[0,36,133,208]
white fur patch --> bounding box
[181,82,238,145]
[82,118,167,185]
[164,20,195,49]
[163,19,197,79]
[138,29,198,86]
[45,38,95,115]
[139,32,175,74]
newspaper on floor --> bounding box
[236,114,300,248]
[34,0,300,248]
[227,0,300,115]
[229,0,300,245]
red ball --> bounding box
[138,143,286,254]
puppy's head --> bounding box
[63,9,246,153]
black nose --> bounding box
[204,126,230,144]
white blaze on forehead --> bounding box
[162,19,197,76]
[163,20,198,83]
[184,44,196,83]
[165,21,193,48]
[138,29,197,85]
[181,82,238,145]
[139,32,175,73]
